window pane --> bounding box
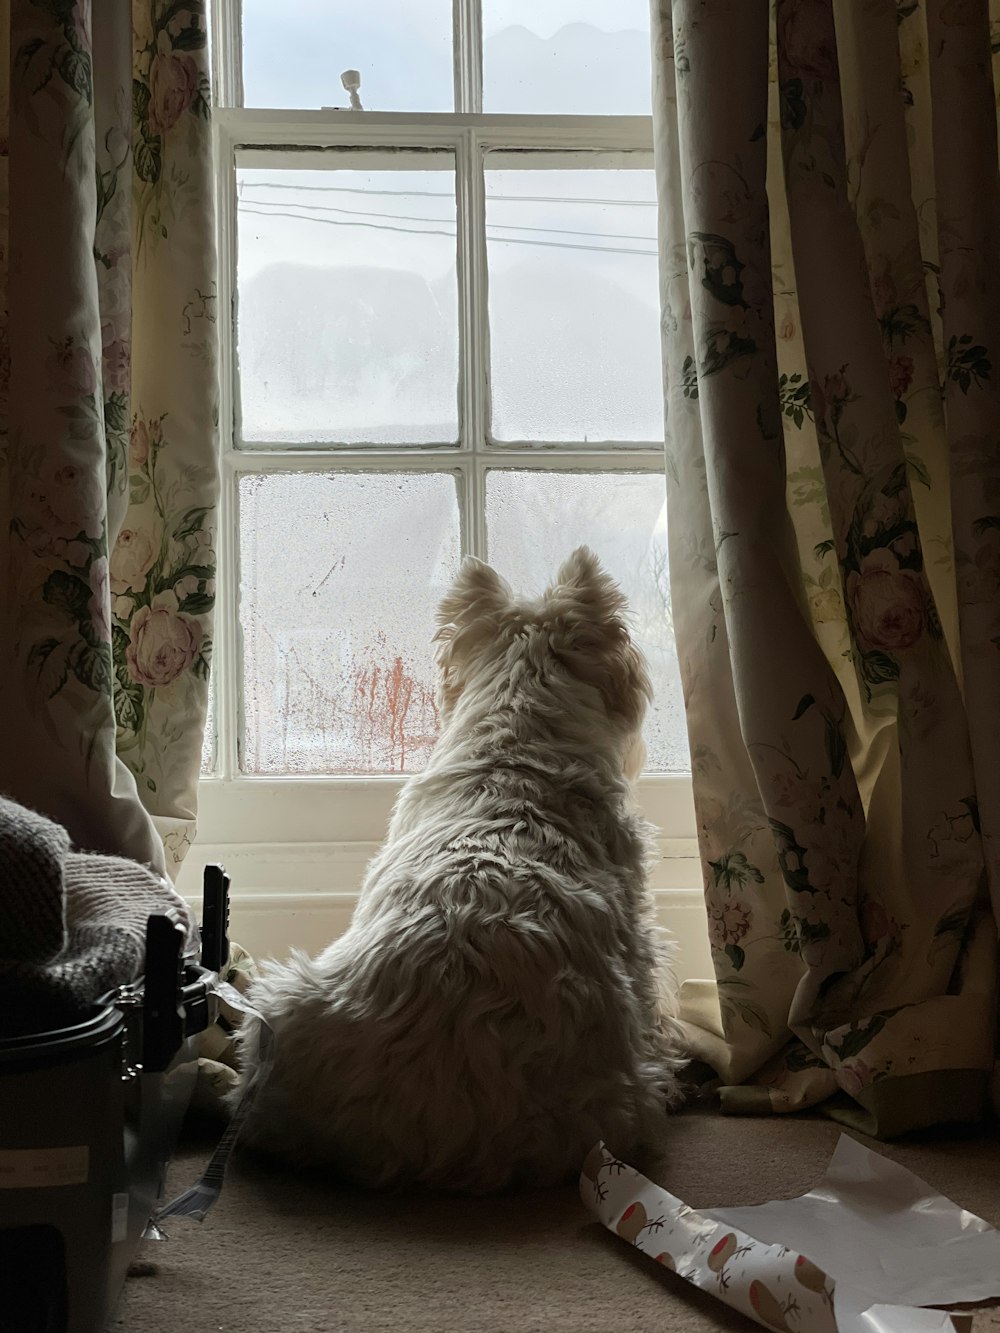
[237,158,458,446]
[240,472,461,774]
[483,1,651,114]
[242,0,454,111]
[486,166,662,443]
[201,689,215,775]
[485,470,688,773]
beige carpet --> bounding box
[114,1109,1000,1332]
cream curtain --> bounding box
[0,0,218,874]
[653,0,1000,1134]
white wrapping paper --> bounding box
[580,1135,1000,1333]
[153,977,274,1227]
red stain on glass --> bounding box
[352,653,439,773]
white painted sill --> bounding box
[180,774,713,981]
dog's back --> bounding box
[234,549,686,1191]
[240,808,679,1191]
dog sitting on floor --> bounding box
[233,548,686,1192]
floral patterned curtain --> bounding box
[653,0,1000,1136]
[0,0,217,876]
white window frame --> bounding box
[188,0,706,975]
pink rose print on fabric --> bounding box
[847,553,925,652]
[26,462,106,541]
[48,337,98,398]
[129,419,151,470]
[688,160,754,228]
[54,539,90,567]
[860,491,904,540]
[110,527,158,594]
[149,52,199,135]
[103,340,130,393]
[888,354,914,398]
[126,603,202,688]
[708,899,753,951]
[771,770,801,809]
[859,899,903,950]
[809,368,852,433]
[778,0,840,81]
[102,314,131,394]
[88,556,112,645]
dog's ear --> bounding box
[548,548,651,729]
[550,546,628,624]
[435,557,510,634]
[434,559,512,715]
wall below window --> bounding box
[180,776,710,978]
[177,835,714,982]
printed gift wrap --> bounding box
[581,1135,1000,1333]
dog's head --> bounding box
[434,547,651,774]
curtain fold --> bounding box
[0,0,218,875]
[653,0,1000,1134]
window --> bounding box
[194,0,702,968]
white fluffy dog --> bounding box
[234,548,686,1192]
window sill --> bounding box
[190,772,696,843]
[181,774,710,981]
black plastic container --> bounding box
[0,868,230,1333]
[0,1004,198,1332]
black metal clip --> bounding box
[199,863,231,976]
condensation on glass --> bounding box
[485,161,662,443]
[200,689,215,775]
[239,471,462,775]
[485,470,689,772]
[236,153,458,446]
[483,1,652,115]
[241,0,454,111]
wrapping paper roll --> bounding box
[580,1136,1000,1333]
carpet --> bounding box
[113,1109,1000,1332]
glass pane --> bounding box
[240,472,461,774]
[485,471,688,773]
[200,689,215,775]
[237,158,458,446]
[486,166,662,443]
[484,0,651,114]
[242,0,454,111]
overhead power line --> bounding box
[239,195,655,244]
[239,203,657,256]
[239,180,657,207]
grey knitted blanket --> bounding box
[0,795,195,1037]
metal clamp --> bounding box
[113,984,144,1082]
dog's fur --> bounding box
[233,548,686,1193]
